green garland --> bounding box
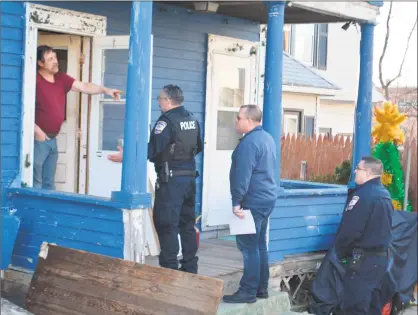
[372,142,412,211]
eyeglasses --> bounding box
[355,166,366,171]
[236,115,249,121]
[157,96,169,101]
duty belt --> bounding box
[169,169,198,177]
[353,247,389,257]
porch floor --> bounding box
[145,238,243,278]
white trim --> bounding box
[291,2,380,25]
[20,3,107,188]
[282,85,340,96]
[27,4,106,36]
[20,6,38,187]
[77,37,92,194]
[122,209,146,263]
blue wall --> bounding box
[36,1,260,222]
[0,2,25,210]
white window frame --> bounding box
[21,3,106,187]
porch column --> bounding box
[112,1,153,204]
[349,23,375,188]
[262,1,286,188]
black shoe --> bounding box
[256,290,269,299]
[222,291,257,304]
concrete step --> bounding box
[217,291,291,315]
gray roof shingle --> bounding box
[282,52,340,90]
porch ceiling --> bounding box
[167,1,380,24]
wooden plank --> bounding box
[26,243,224,315]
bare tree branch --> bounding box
[385,18,417,88]
[378,2,418,100]
[379,1,393,99]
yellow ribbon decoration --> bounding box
[381,173,393,186]
[372,101,407,144]
[392,200,402,210]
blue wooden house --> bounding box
[1,0,383,279]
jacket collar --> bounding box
[240,125,263,141]
[351,177,382,193]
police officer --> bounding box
[108,85,202,274]
[334,156,393,315]
[149,85,202,274]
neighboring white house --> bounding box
[274,22,385,138]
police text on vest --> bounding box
[180,121,196,130]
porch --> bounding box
[2,238,324,312]
[1,0,383,312]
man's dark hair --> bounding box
[37,45,54,63]
[361,156,383,176]
[163,85,184,105]
[241,104,262,123]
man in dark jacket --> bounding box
[335,156,393,315]
[223,105,278,304]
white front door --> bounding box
[202,35,258,230]
[37,34,81,193]
[88,36,153,198]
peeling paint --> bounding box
[28,4,106,36]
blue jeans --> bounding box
[33,139,58,190]
[236,206,274,296]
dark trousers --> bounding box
[236,207,274,296]
[153,176,198,274]
[341,255,388,315]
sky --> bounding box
[373,1,418,88]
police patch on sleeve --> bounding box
[345,196,360,211]
[154,121,167,134]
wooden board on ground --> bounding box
[25,243,224,315]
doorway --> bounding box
[21,3,107,193]
[37,33,82,193]
[201,35,259,231]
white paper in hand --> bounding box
[229,210,256,235]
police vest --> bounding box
[163,109,199,163]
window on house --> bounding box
[287,23,328,70]
[283,110,302,135]
[313,24,328,70]
[292,24,315,65]
[319,127,332,138]
[305,116,315,138]
[283,24,292,53]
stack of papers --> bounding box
[229,210,256,235]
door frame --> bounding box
[21,3,106,188]
[201,34,259,231]
[36,34,81,193]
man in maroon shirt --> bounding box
[35,45,121,190]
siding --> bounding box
[0,2,25,210]
[42,1,260,222]
[269,180,347,262]
[9,189,124,270]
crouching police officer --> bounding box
[108,85,202,274]
[334,156,393,315]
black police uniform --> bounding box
[334,177,393,315]
[148,105,202,274]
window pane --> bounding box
[99,103,125,151]
[216,111,241,150]
[305,116,315,138]
[293,24,315,64]
[103,49,129,99]
[218,68,246,108]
